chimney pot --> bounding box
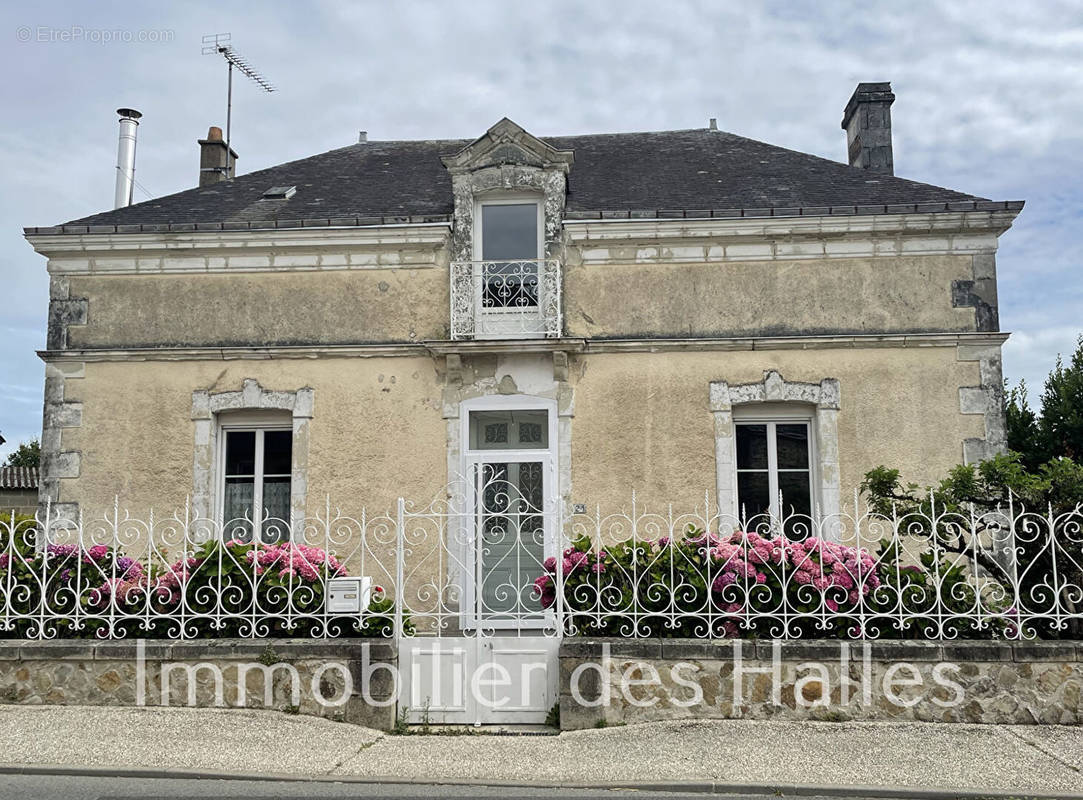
[198,126,239,187]
[841,81,895,174]
[708,118,718,131]
[358,130,367,143]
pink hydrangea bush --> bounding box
[243,541,347,582]
[0,530,398,639]
[0,538,153,637]
[148,539,346,612]
[534,525,885,638]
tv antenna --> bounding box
[201,33,274,180]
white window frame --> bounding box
[458,394,559,631]
[732,404,818,524]
[470,194,545,340]
[472,193,544,264]
[215,410,293,534]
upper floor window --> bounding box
[450,193,561,341]
[477,198,542,311]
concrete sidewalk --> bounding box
[0,706,1081,796]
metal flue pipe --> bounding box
[113,108,142,209]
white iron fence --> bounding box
[2,486,1082,641]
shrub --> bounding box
[865,536,1009,639]
[0,528,403,639]
[538,524,1006,639]
[862,454,1083,639]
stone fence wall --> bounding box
[558,639,1083,730]
[0,639,398,731]
[6,637,1080,732]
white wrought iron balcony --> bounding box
[450,259,562,340]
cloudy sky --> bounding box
[1,0,1080,460]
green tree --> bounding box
[1038,335,1083,461]
[3,438,40,468]
[1004,379,1043,469]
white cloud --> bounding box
[0,0,1080,456]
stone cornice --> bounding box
[23,215,452,237]
[564,200,1023,223]
[583,332,1010,353]
[25,222,452,260]
[562,210,1021,259]
[37,332,1010,363]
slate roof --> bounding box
[29,128,1019,235]
[0,467,38,491]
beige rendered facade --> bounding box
[25,114,1020,537]
[27,217,1012,524]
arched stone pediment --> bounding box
[442,118,574,175]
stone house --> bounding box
[24,80,1018,549]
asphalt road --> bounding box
[0,774,886,800]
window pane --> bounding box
[736,471,770,522]
[481,203,538,260]
[263,430,292,475]
[776,424,809,469]
[224,431,255,475]
[469,410,548,450]
[778,471,812,517]
[261,477,291,543]
[735,424,768,469]
[518,421,543,445]
[224,477,254,524]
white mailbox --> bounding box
[326,576,372,614]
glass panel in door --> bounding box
[475,460,547,621]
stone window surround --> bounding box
[709,370,841,534]
[191,379,314,529]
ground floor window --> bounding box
[735,419,812,534]
[220,425,292,542]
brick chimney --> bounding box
[198,126,239,186]
[841,82,895,174]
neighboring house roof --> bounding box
[0,466,38,490]
[27,127,1019,235]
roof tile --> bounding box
[0,466,39,491]
[49,128,999,231]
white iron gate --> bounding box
[396,468,563,725]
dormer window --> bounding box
[443,118,572,341]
